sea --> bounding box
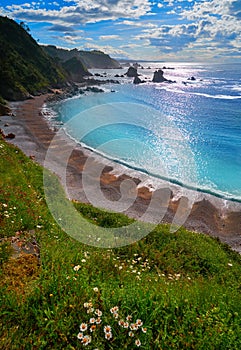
[47,62,241,203]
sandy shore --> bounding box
[1,95,241,253]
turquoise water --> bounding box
[50,62,241,202]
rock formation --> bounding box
[152,69,168,83]
[133,76,144,84]
[125,66,138,78]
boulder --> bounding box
[152,69,168,83]
[5,132,15,139]
[133,76,143,85]
[125,66,138,77]
[85,87,104,93]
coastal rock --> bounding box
[85,86,104,93]
[188,76,196,81]
[0,102,11,116]
[5,132,15,139]
[133,76,144,84]
[125,66,138,78]
[152,69,168,83]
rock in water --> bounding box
[152,69,167,83]
[125,66,138,77]
[133,76,143,84]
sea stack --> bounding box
[133,76,143,84]
[152,69,168,83]
[125,66,138,77]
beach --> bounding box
[1,95,241,253]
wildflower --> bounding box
[96,317,102,324]
[123,322,129,329]
[89,318,96,324]
[105,332,112,340]
[142,327,147,333]
[81,335,91,346]
[135,339,141,347]
[73,265,81,271]
[129,331,134,337]
[77,332,83,340]
[81,259,86,263]
[113,313,119,319]
[93,287,99,292]
[110,306,119,314]
[80,323,88,332]
[84,302,90,308]
[3,203,7,208]
[126,315,132,321]
[228,263,233,267]
[90,325,96,332]
[87,308,94,314]
[95,309,102,317]
[130,323,138,331]
[104,325,112,333]
[118,319,125,327]
[136,319,143,327]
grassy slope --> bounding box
[0,136,241,349]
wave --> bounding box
[156,86,241,100]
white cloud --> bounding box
[99,35,120,40]
[84,42,129,58]
[3,0,152,25]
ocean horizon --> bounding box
[46,61,241,203]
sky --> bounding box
[1,0,241,62]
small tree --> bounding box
[20,21,30,32]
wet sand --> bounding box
[1,95,241,253]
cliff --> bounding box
[0,16,67,101]
[43,45,121,69]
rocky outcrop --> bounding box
[62,57,91,83]
[85,86,104,93]
[152,69,168,83]
[125,66,138,78]
[133,76,144,85]
[0,102,11,116]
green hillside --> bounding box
[1,135,241,349]
[62,57,91,83]
[43,45,121,69]
[0,16,66,101]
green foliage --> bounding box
[0,16,66,101]
[0,136,241,349]
[43,45,121,69]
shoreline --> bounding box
[1,94,241,253]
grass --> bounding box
[0,135,241,349]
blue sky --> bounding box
[1,0,241,62]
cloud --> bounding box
[99,35,120,40]
[132,0,241,58]
[120,20,157,28]
[84,42,129,58]
[3,0,152,25]
[136,23,199,53]
[48,24,75,31]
